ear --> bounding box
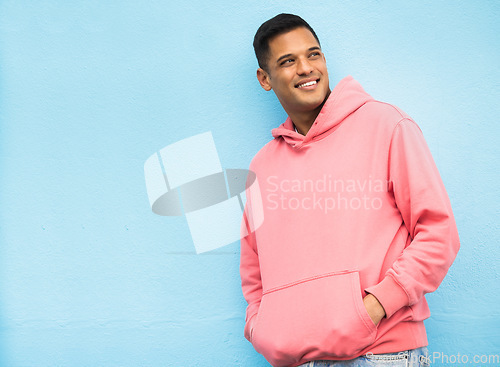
[256,68,272,91]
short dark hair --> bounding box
[253,14,321,72]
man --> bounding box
[240,13,460,367]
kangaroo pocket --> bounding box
[251,270,377,367]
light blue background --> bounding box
[0,1,498,366]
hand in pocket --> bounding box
[363,293,386,326]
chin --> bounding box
[300,95,328,109]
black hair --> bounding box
[253,13,321,72]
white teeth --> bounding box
[298,80,317,88]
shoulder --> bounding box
[361,100,422,132]
[248,138,279,170]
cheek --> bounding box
[318,64,328,75]
[313,60,327,73]
[276,76,295,91]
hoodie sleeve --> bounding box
[240,207,262,342]
[365,118,460,319]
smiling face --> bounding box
[257,27,330,117]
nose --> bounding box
[296,57,313,75]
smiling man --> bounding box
[256,26,331,135]
[240,14,459,367]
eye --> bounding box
[280,58,294,66]
[309,52,321,58]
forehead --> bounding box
[268,27,320,59]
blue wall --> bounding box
[0,1,498,366]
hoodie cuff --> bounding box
[244,312,258,342]
[364,275,410,319]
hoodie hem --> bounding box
[288,320,428,366]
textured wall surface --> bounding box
[0,1,498,366]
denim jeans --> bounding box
[297,347,430,367]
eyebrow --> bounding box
[276,47,321,64]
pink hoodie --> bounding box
[240,76,460,367]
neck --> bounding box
[289,91,331,136]
[291,108,321,136]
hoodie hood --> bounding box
[271,75,374,149]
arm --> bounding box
[363,293,386,325]
[365,118,460,319]
[240,208,263,342]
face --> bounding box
[257,27,330,115]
